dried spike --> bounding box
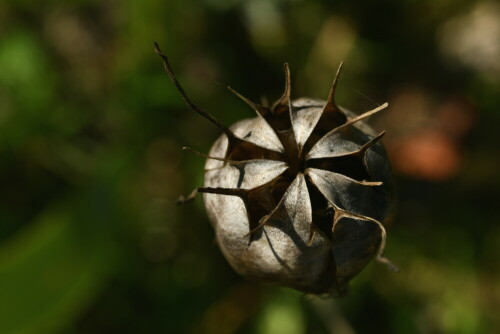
[184,146,280,168]
[359,131,386,154]
[306,130,387,162]
[363,218,398,272]
[305,167,382,187]
[306,103,389,160]
[331,205,371,232]
[176,188,199,205]
[324,61,344,114]
[331,205,398,272]
[344,103,388,128]
[272,63,291,112]
[324,103,389,137]
[332,206,345,232]
[245,215,271,237]
[178,185,249,205]
[154,44,286,161]
[227,86,272,118]
[182,146,236,164]
[154,42,237,141]
[377,256,400,272]
[244,191,287,237]
[358,180,383,186]
[197,186,247,198]
[356,131,386,169]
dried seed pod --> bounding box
[155,43,397,295]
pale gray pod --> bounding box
[155,43,396,295]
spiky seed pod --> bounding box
[155,43,397,295]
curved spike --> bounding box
[330,205,398,271]
[324,61,344,114]
[154,42,237,141]
[227,86,272,118]
[272,63,291,112]
[377,256,400,272]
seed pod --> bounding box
[155,43,397,295]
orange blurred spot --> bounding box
[390,130,461,182]
[436,97,476,139]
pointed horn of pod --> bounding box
[154,42,238,142]
[324,61,344,115]
[354,131,386,169]
[346,103,388,126]
[358,131,386,154]
[198,186,247,198]
[272,63,291,112]
[227,86,272,118]
[182,146,238,164]
[329,102,389,136]
[288,63,345,156]
[178,186,248,205]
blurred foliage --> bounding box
[0,0,499,333]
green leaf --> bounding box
[0,205,117,334]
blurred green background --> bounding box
[0,0,499,333]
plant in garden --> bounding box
[155,43,397,295]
